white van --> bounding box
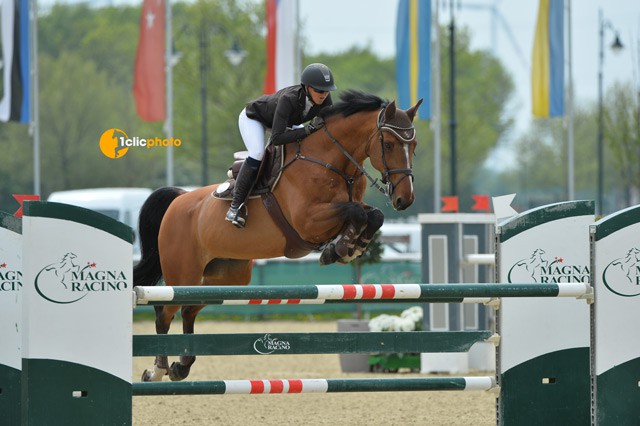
[47,187,152,264]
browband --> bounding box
[377,109,416,143]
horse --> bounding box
[526,248,548,281]
[133,90,423,382]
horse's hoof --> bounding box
[168,361,191,381]
[320,245,340,265]
[141,365,168,382]
[141,370,151,382]
[140,370,162,382]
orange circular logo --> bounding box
[99,128,129,159]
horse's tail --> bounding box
[133,187,186,287]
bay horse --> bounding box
[134,90,422,382]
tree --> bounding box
[604,82,640,206]
[495,81,637,211]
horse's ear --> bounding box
[384,100,397,122]
[406,98,423,122]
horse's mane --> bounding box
[320,90,388,119]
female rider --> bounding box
[226,63,337,228]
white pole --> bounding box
[31,0,40,195]
[566,0,574,200]
[164,0,174,186]
[294,0,300,82]
[432,0,441,212]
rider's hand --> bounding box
[305,116,325,135]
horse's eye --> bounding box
[384,141,393,151]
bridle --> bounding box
[374,108,415,194]
[282,106,416,202]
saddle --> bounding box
[212,144,283,200]
[212,144,321,258]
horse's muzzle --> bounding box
[391,193,414,211]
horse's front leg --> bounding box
[320,202,368,265]
[168,304,205,381]
[350,205,385,259]
[141,305,180,382]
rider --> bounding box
[225,63,337,228]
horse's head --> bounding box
[625,247,640,264]
[62,253,77,263]
[368,98,423,210]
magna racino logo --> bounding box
[601,247,640,297]
[507,248,590,283]
[34,252,128,304]
[253,333,291,354]
[0,261,21,291]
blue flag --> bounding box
[396,0,431,120]
[532,0,564,117]
[0,0,31,123]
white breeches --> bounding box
[238,108,266,161]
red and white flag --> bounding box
[133,0,166,122]
[263,0,297,94]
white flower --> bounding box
[395,317,416,331]
[401,306,423,321]
[368,306,422,332]
[369,314,394,332]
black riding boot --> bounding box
[225,158,260,228]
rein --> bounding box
[280,107,416,202]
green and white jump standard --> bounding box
[590,204,640,425]
[20,202,133,425]
[0,210,22,426]
[496,201,594,425]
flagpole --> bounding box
[31,0,40,195]
[164,0,174,186]
[432,0,441,212]
[294,0,300,80]
[566,0,574,200]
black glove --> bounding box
[304,116,325,135]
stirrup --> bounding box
[225,205,247,228]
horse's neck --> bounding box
[304,113,375,170]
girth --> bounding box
[261,192,322,259]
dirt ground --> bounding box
[132,320,497,426]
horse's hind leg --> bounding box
[141,305,181,381]
[168,304,205,381]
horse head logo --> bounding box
[253,333,276,355]
[44,252,80,289]
[252,333,290,354]
[525,249,548,281]
[618,247,640,284]
[508,248,549,283]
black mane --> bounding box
[320,90,388,119]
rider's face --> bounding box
[308,86,329,105]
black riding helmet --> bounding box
[301,63,337,92]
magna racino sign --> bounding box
[506,248,590,284]
[34,252,128,304]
